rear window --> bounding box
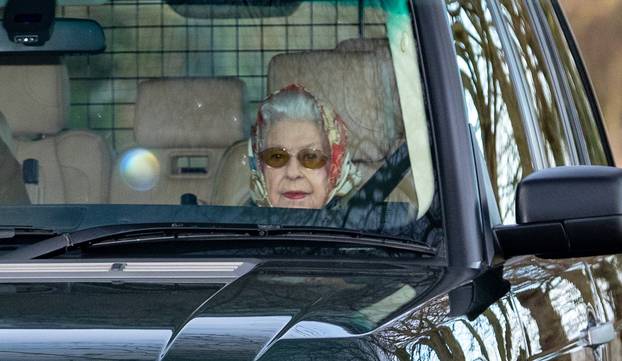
[0,0,440,248]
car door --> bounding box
[504,256,610,361]
[445,0,614,359]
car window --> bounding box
[0,0,441,250]
[447,0,532,223]
[495,0,577,168]
[447,0,602,224]
[536,0,608,165]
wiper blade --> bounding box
[1,223,436,260]
[1,224,242,260]
[258,226,435,253]
[0,226,59,239]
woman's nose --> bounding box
[284,156,304,179]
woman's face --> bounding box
[263,119,329,208]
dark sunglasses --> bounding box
[259,147,329,169]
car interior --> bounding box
[0,0,433,219]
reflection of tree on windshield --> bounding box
[448,0,530,223]
[447,0,577,223]
[498,0,570,166]
[540,0,608,165]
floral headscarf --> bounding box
[248,84,360,207]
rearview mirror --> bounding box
[0,19,105,54]
[495,166,622,258]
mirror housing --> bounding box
[0,19,105,54]
[495,166,622,258]
[3,0,56,46]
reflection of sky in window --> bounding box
[496,107,522,222]
[452,0,522,223]
[499,0,571,167]
[537,71,553,105]
[538,0,606,164]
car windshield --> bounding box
[0,0,441,251]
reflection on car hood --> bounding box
[0,261,444,360]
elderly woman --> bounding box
[248,84,359,208]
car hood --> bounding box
[0,260,447,360]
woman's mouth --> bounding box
[282,191,308,200]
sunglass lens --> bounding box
[260,148,290,168]
[298,149,328,169]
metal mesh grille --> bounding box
[60,1,387,151]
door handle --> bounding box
[581,322,616,348]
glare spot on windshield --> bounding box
[120,148,160,192]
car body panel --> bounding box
[505,256,606,361]
[1,258,615,361]
[0,261,445,360]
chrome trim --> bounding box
[0,261,256,283]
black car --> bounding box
[0,0,619,360]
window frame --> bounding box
[523,0,584,164]
[414,0,489,268]
[550,0,615,166]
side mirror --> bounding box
[495,166,622,258]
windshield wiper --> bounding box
[1,223,437,260]
[0,226,59,239]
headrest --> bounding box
[0,57,68,137]
[268,50,403,162]
[135,78,245,148]
[336,38,390,53]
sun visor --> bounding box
[166,0,301,19]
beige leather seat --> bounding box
[211,139,250,206]
[0,57,112,204]
[0,111,29,204]
[335,38,417,204]
[110,78,245,205]
[212,39,417,206]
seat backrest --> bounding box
[335,38,417,205]
[110,78,245,205]
[211,139,250,206]
[270,48,416,204]
[213,40,417,207]
[268,49,404,165]
[0,111,29,205]
[0,57,112,204]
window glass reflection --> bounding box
[447,0,531,223]
[538,0,608,165]
[447,0,588,223]
[497,0,575,167]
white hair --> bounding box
[256,88,324,148]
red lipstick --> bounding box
[283,192,308,200]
